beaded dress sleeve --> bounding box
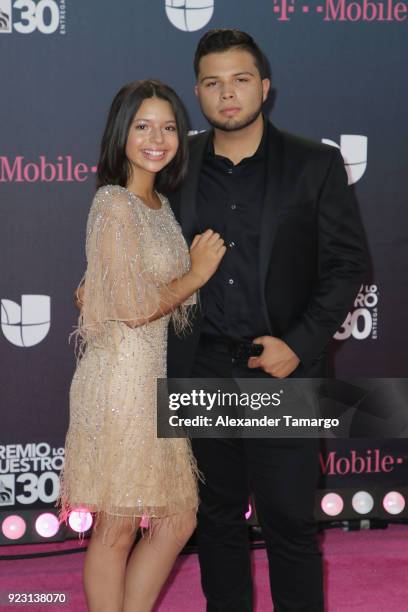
[75,186,194,353]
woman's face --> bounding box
[125,96,179,177]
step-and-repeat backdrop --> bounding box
[1,1,407,531]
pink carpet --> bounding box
[1,525,407,611]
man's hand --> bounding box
[247,336,300,378]
[74,283,84,311]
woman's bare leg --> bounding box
[83,514,140,612]
[123,509,196,612]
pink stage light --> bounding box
[352,491,374,515]
[321,493,344,516]
[68,509,93,533]
[35,512,60,538]
[245,503,252,520]
[383,491,405,515]
[2,515,26,540]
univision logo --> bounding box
[0,0,11,32]
[322,135,367,185]
[0,476,15,506]
[1,295,51,347]
[165,0,214,32]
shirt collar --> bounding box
[206,114,268,163]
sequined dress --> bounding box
[58,185,199,532]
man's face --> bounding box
[195,48,270,132]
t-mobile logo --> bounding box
[322,135,367,185]
[1,295,51,347]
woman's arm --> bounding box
[74,228,225,329]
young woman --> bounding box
[58,80,226,612]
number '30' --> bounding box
[13,0,59,34]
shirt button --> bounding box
[227,168,233,174]
[229,241,235,248]
[231,203,236,210]
[228,278,234,285]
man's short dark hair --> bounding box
[194,29,269,80]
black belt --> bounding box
[199,334,263,360]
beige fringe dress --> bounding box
[58,185,199,536]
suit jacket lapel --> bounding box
[259,122,285,328]
[179,131,210,243]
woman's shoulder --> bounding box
[94,184,130,204]
[92,184,134,217]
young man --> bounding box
[167,29,367,611]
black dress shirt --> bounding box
[197,118,270,341]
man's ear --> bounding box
[262,78,271,103]
[194,84,199,97]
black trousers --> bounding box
[191,338,324,612]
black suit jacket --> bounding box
[167,121,367,377]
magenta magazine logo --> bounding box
[0,156,97,183]
[272,0,407,22]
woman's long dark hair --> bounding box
[96,80,189,193]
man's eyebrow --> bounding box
[200,71,255,83]
[200,75,218,83]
